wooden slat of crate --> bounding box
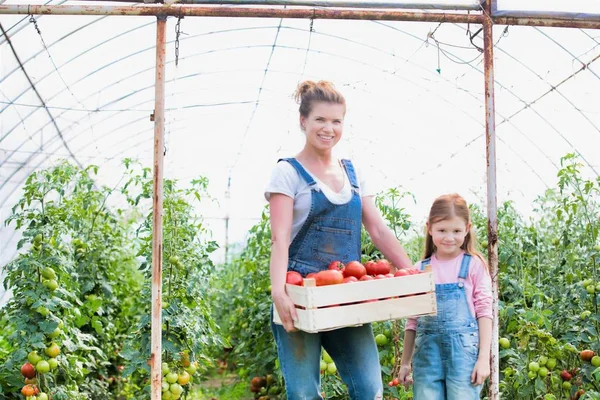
[285,273,434,308]
[273,292,436,333]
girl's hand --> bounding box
[471,358,490,385]
[272,292,298,332]
[398,364,413,387]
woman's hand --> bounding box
[471,358,490,385]
[398,364,413,387]
[272,291,298,332]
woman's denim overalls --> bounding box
[271,158,383,400]
[412,253,482,399]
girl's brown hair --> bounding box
[293,80,346,117]
[423,193,488,269]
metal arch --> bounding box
[375,20,600,175]
[0,15,108,88]
[1,25,564,190]
[0,47,556,209]
[0,25,283,145]
[1,21,589,176]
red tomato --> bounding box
[385,273,395,278]
[306,272,317,279]
[375,259,391,275]
[375,275,386,279]
[314,270,344,286]
[394,269,410,277]
[359,275,374,281]
[328,261,345,271]
[343,276,358,283]
[364,261,378,275]
[344,261,366,279]
[286,271,303,286]
[21,385,35,396]
[21,362,36,379]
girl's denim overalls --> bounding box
[412,253,482,399]
[271,158,383,400]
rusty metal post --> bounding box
[150,15,166,400]
[483,1,499,399]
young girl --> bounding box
[398,193,492,399]
[266,80,413,399]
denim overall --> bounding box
[412,254,482,400]
[271,158,383,400]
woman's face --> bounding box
[300,101,345,152]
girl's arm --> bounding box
[471,317,492,385]
[361,196,412,269]
[269,193,298,332]
[399,329,416,385]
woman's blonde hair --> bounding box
[423,193,488,270]
[293,80,346,117]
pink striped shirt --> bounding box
[405,251,493,331]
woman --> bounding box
[265,80,413,399]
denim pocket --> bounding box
[310,220,354,264]
[459,332,480,357]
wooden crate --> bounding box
[273,272,437,333]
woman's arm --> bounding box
[269,193,298,332]
[362,196,413,269]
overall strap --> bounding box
[420,258,432,271]
[278,158,316,186]
[458,254,472,280]
[340,159,360,191]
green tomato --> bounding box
[538,367,549,377]
[38,393,49,400]
[586,285,596,294]
[36,306,50,317]
[36,360,50,374]
[169,383,183,396]
[562,381,572,391]
[538,356,548,366]
[591,355,600,367]
[161,362,170,375]
[169,255,179,265]
[165,372,179,384]
[375,334,388,346]
[528,362,540,372]
[320,360,327,371]
[47,358,58,370]
[327,362,337,374]
[546,358,557,370]
[322,349,333,363]
[499,338,510,349]
[43,279,59,291]
[580,310,592,320]
[48,327,61,339]
[41,267,56,280]
[162,382,170,392]
[528,370,537,379]
[34,234,43,244]
[28,351,42,365]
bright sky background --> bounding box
[1,0,599,275]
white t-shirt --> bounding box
[264,159,375,242]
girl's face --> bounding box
[300,101,345,152]
[427,216,471,260]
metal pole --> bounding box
[83,0,484,11]
[2,4,600,29]
[150,15,166,400]
[483,1,499,399]
[0,4,484,23]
